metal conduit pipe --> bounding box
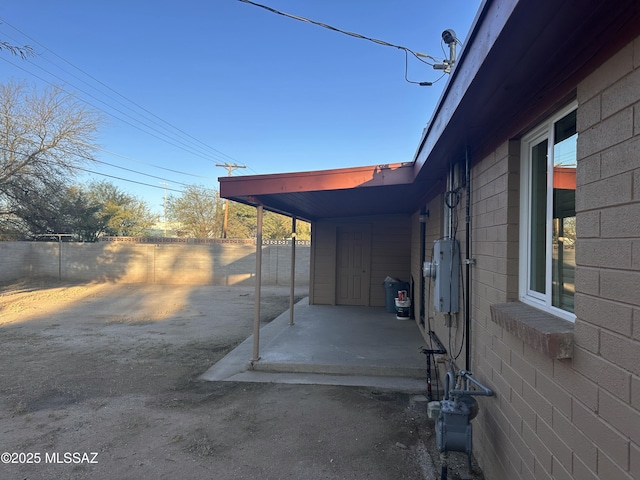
[450,370,494,398]
[443,368,455,400]
[437,365,494,479]
[465,147,472,371]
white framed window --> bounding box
[519,103,577,322]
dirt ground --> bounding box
[0,279,484,480]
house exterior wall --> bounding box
[465,139,536,480]
[410,193,450,331]
[572,38,640,480]
[309,221,337,304]
[310,214,412,306]
[415,37,640,480]
[410,211,423,328]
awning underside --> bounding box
[219,163,439,221]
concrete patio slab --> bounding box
[201,298,429,393]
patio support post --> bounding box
[252,205,263,364]
[289,216,296,326]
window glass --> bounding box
[530,140,547,295]
[520,105,577,320]
[552,111,577,313]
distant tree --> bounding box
[227,203,311,241]
[225,201,256,239]
[295,220,311,241]
[263,212,311,241]
[0,80,102,234]
[63,186,106,241]
[0,183,103,241]
[164,186,312,240]
[0,180,156,241]
[166,185,219,238]
[86,180,158,237]
[263,211,290,240]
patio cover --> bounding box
[218,162,437,223]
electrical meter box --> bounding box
[433,238,459,313]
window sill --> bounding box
[490,302,574,359]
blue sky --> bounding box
[1,0,482,215]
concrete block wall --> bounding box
[0,242,43,278]
[0,241,310,287]
[460,142,524,480]
[572,37,640,480]
[467,141,570,480]
[465,37,640,480]
[409,147,526,478]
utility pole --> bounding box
[159,182,170,237]
[216,163,246,238]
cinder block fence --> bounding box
[0,238,310,286]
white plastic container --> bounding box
[395,296,411,320]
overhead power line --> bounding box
[0,144,217,195]
[236,0,461,85]
[74,166,186,193]
[236,0,439,65]
[91,158,195,188]
[0,54,229,165]
[0,16,244,165]
[75,142,210,179]
[0,110,211,181]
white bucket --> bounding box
[395,297,411,320]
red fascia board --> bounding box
[219,162,414,198]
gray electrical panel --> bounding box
[434,238,459,313]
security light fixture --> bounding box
[433,28,460,74]
[442,29,459,46]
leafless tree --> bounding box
[0,40,34,59]
[0,81,102,234]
